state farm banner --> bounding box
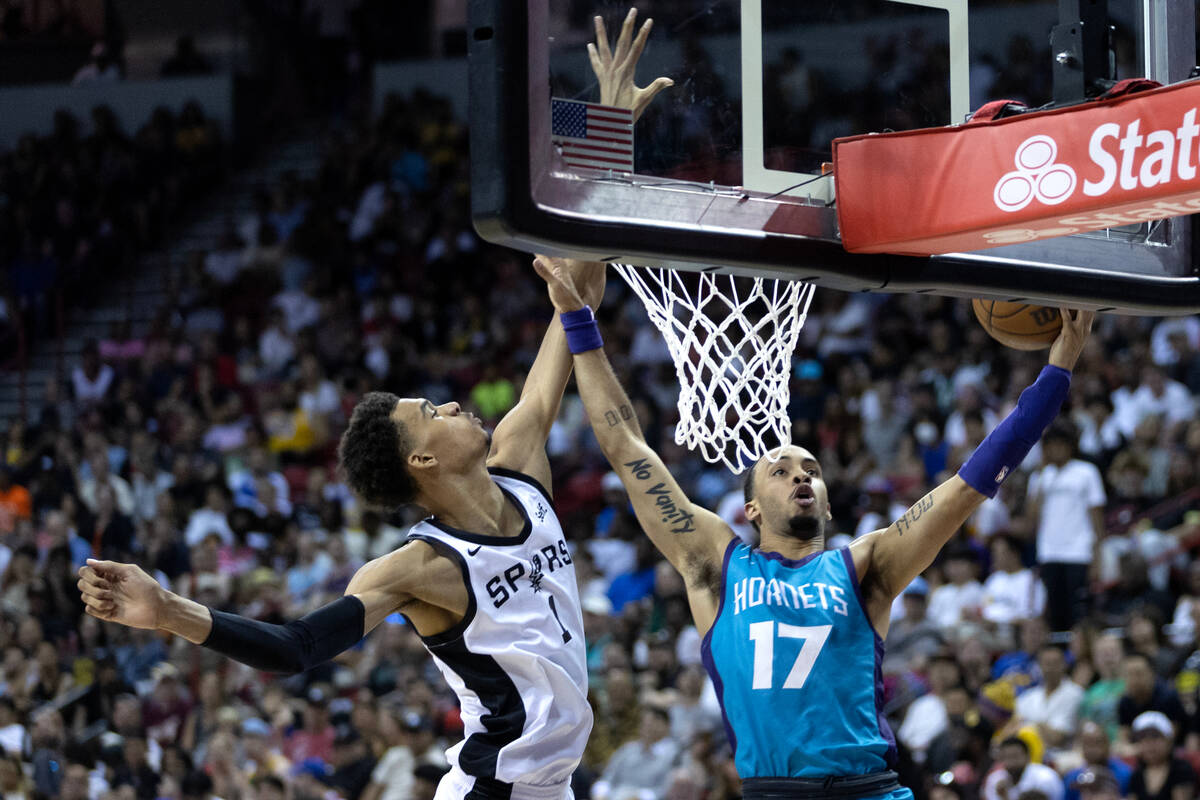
[833,79,1200,255]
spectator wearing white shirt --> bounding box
[983,736,1065,800]
[71,42,122,85]
[184,483,236,547]
[1169,561,1200,648]
[258,309,296,376]
[1015,645,1084,750]
[982,534,1046,625]
[1113,365,1194,439]
[1027,421,1105,631]
[944,384,1000,449]
[272,279,322,335]
[927,546,985,630]
[78,452,136,518]
[592,707,680,800]
[71,341,115,407]
[854,476,908,539]
[227,447,292,517]
[1073,394,1123,462]
[1150,315,1200,366]
[898,655,960,764]
[297,354,341,423]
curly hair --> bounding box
[338,392,417,510]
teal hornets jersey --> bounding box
[701,540,900,781]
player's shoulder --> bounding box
[486,466,553,506]
[846,529,887,585]
[847,529,886,560]
[347,538,458,595]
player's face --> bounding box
[392,398,490,473]
[746,446,832,541]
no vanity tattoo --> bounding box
[624,458,697,534]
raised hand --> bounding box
[1048,308,1096,371]
[589,8,673,121]
[533,255,586,313]
[77,559,167,630]
[562,258,606,307]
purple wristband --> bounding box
[561,306,604,354]
[958,364,1071,497]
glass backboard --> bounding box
[469,0,1200,313]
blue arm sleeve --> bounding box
[957,365,1071,498]
[202,595,366,674]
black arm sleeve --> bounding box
[201,595,366,674]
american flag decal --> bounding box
[550,98,634,171]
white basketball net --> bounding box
[612,265,816,474]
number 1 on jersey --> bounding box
[748,622,832,690]
[547,594,572,644]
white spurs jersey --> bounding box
[406,468,591,797]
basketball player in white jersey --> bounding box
[77,17,668,797]
[77,257,603,800]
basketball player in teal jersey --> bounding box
[535,256,1094,799]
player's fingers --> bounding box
[82,596,114,617]
[626,17,653,68]
[593,16,612,64]
[85,558,124,578]
[532,256,557,284]
[77,577,112,597]
[638,77,674,105]
[77,577,112,598]
[613,8,637,64]
[587,43,604,78]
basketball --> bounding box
[971,299,1063,350]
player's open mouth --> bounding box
[791,485,815,508]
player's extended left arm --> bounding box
[486,259,605,487]
[867,309,1095,598]
[531,257,733,576]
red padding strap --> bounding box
[969,99,1028,123]
[1097,77,1162,99]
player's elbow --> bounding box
[596,432,646,468]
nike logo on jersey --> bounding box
[468,546,482,556]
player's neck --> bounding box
[756,530,825,561]
[424,464,514,536]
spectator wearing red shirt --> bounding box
[284,686,335,765]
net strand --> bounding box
[613,265,815,473]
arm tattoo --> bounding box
[894,493,935,536]
[624,459,695,533]
[645,483,697,534]
[604,404,634,427]
[625,458,652,480]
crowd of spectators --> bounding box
[3,70,1200,800]
[0,100,225,366]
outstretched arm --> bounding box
[77,542,452,675]
[486,259,604,489]
[854,309,1095,622]
[488,10,671,487]
[533,257,733,630]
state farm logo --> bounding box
[994,135,1078,212]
